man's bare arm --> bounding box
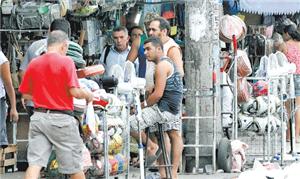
[69,87,93,103]
[167,47,184,77]
[127,38,140,62]
[22,94,32,100]
[1,62,18,122]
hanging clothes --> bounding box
[176,3,185,28]
[223,0,240,15]
[161,3,175,19]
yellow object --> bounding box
[60,0,67,17]
[237,14,245,21]
[108,134,123,154]
[50,160,58,169]
[170,26,177,36]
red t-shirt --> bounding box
[19,52,80,110]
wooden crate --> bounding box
[0,144,17,174]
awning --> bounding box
[240,0,300,15]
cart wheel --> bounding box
[217,138,232,173]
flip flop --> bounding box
[131,157,140,168]
[146,149,162,167]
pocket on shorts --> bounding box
[50,118,76,139]
[56,146,83,174]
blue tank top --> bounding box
[158,57,183,115]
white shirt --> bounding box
[0,51,8,98]
[99,45,138,76]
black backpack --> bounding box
[103,45,111,65]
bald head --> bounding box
[47,30,69,55]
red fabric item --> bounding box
[19,52,80,110]
[162,11,175,19]
[93,99,109,108]
[253,80,268,97]
[76,64,105,78]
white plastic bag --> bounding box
[86,102,96,135]
[255,55,268,77]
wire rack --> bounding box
[236,76,288,165]
[84,104,130,179]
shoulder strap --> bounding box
[161,57,173,64]
[103,45,111,65]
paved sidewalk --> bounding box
[0,171,239,179]
[2,142,299,179]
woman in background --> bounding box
[283,24,300,142]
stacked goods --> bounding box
[239,95,281,134]
[108,154,128,175]
[108,133,123,154]
[67,41,86,69]
[85,93,128,177]
[0,145,17,174]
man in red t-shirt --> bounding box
[19,30,92,179]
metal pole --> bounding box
[195,90,200,171]
[125,98,130,179]
[232,37,238,140]
[135,92,145,179]
[103,111,109,178]
[12,123,17,144]
[280,77,285,166]
[212,70,217,172]
[267,77,271,162]
[291,101,297,155]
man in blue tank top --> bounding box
[129,37,183,174]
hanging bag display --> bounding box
[10,2,60,29]
[237,78,251,103]
[236,49,252,77]
[219,15,247,43]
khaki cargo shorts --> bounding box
[27,112,83,174]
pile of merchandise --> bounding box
[78,79,129,177]
[237,51,295,135]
